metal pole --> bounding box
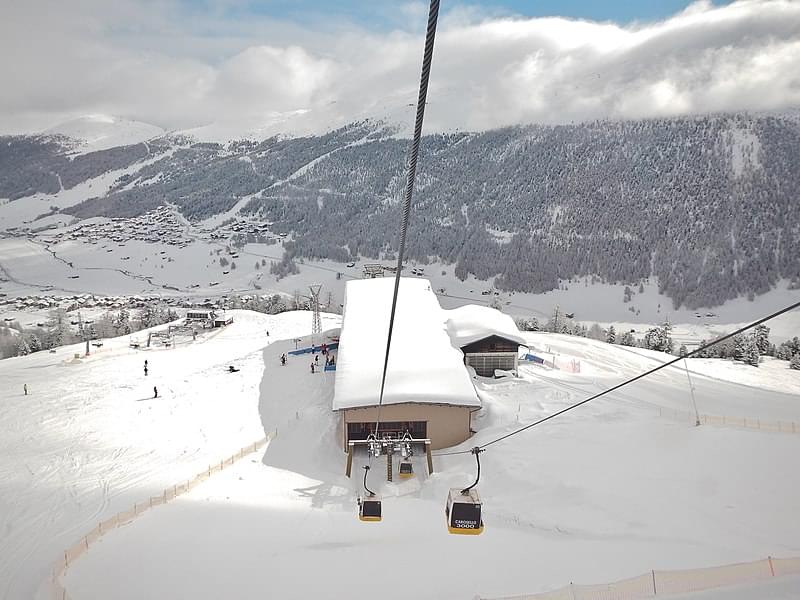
[683,359,701,426]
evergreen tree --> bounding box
[776,337,800,361]
[790,353,800,370]
[619,331,636,347]
[114,308,131,335]
[15,335,31,356]
[740,334,760,367]
[733,334,746,361]
[679,344,688,357]
[606,325,616,344]
[753,324,771,355]
[644,324,674,353]
[26,333,42,353]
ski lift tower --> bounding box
[309,284,322,346]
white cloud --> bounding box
[0,0,798,136]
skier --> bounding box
[144,366,149,377]
[315,354,319,364]
[24,383,28,396]
[280,354,287,366]
[153,386,158,398]
[310,362,315,374]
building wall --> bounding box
[340,403,473,451]
[465,352,518,377]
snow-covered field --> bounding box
[3,229,800,347]
[50,328,800,600]
[0,309,340,600]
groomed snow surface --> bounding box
[1,309,799,599]
[0,310,340,600]
[41,324,800,599]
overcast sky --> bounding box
[0,0,798,135]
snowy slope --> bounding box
[44,115,165,153]
[61,323,800,599]
[0,309,340,600]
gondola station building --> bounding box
[332,277,525,452]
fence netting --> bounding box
[51,435,271,600]
[484,556,800,600]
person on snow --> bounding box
[315,354,319,364]
[310,362,315,374]
[153,386,158,398]
[280,354,287,366]
[24,383,28,396]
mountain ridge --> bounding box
[2,113,798,309]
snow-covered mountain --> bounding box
[44,115,165,153]
[2,112,799,310]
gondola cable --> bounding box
[434,298,800,457]
[357,0,440,514]
[372,0,440,446]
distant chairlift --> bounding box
[445,447,484,535]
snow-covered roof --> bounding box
[333,278,481,411]
[444,304,527,349]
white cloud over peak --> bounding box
[0,0,798,138]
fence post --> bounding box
[768,556,775,576]
[652,570,657,595]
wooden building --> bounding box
[446,305,527,378]
[333,278,481,451]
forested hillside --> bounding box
[3,114,798,309]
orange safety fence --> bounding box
[655,406,800,435]
[50,433,273,600]
[483,555,800,600]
